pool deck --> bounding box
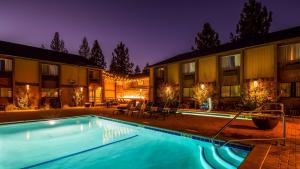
[0,106,299,169]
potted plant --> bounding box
[192,83,214,111]
[242,79,279,130]
[159,82,179,106]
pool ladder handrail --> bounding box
[211,103,286,148]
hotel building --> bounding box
[150,26,300,113]
[0,40,150,110]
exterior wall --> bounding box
[0,56,93,110]
[244,45,275,79]
[167,63,179,84]
[14,58,40,108]
[78,67,87,86]
[104,78,116,100]
[151,41,300,112]
[60,87,87,106]
[61,65,87,86]
[198,56,217,82]
[14,58,39,84]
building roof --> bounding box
[152,26,300,67]
[0,40,96,67]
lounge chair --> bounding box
[141,102,154,118]
[113,101,134,115]
[130,101,144,117]
[167,101,180,116]
[147,102,167,119]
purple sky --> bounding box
[0,0,299,69]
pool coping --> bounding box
[238,144,271,169]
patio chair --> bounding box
[147,102,167,119]
[113,101,134,115]
[141,102,154,118]
[130,101,144,117]
[167,101,180,116]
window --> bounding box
[280,83,291,97]
[279,43,300,63]
[296,82,300,97]
[42,64,58,76]
[221,85,240,97]
[0,88,12,97]
[0,59,12,72]
[183,88,193,98]
[221,54,240,71]
[183,62,195,74]
[89,70,100,80]
[41,88,58,97]
[155,67,165,79]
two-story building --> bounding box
[0,40,103,109]
[150,26,300,112]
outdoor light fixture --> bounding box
[80,87,83,92]
[166,86,171,92]
[201,84,205,90]
[253,80,258,88]
[26,84,30,91]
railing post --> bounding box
[281,103,286,146]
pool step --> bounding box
[217,147,244,167]
[199,146,214,169]
[203,146,237,169]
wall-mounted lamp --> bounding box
[201,84,205,90]
[26,84,30,91]
[80,87,83,92]
[253,80,258,88]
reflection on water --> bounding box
[26,131,31,140]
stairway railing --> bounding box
[211,103,286,148]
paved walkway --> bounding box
[262,118,300,169]
[1,107,299,168]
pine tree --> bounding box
[50,32,68,53]
[230,0,272,42]
[142,63,150,74]
[192,22,220,50]
[78,37,90,58]
[110,42,134,75]
[109,55,117,74]
[134,65,141,74]
[90,40,106,69]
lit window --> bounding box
[280,83,291,97]
[221,86,230,97]
[89,70,100,80]
[42,64,58,76]
[221,85,240,97]
[0,59,12,72]
[156,67,165,79]
[279,43,300,63]
[41,88,58,97]
[183,87,193,98]
[183,62,195,74]
[221,54,240,71]
[0,88,12,97]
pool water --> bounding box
[0,116,250,169]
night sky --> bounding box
[0,0,299,68]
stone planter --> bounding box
[252,116,279,130]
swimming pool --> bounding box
[0,116,251,169]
